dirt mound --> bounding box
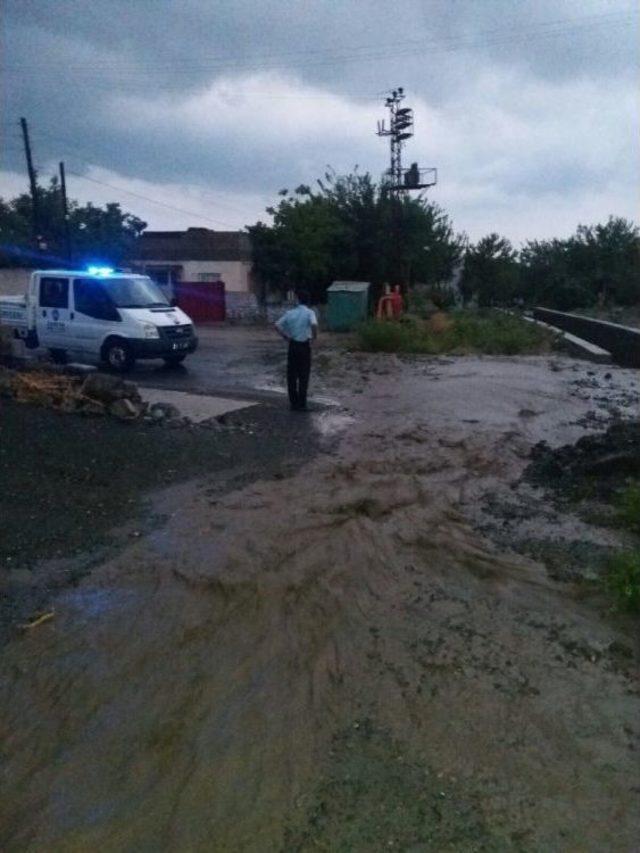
[526,420,640,498]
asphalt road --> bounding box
[131,325,289,399]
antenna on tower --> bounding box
[375,88,437,194]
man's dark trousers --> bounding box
[287,340,311,409]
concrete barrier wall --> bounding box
[533,307,640,367]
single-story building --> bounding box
[128,227,261,321]
[0,268,31,296]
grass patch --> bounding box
[357,311,555,356]
[604,551,640,613]
[616,483,640,533]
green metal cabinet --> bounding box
[326,281,371,332]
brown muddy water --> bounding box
[1,355,639,851]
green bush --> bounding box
[357,311,554,356]
[356,320,423,353]
[604,551,640,613]
[449,312,550,355]
[617,483,640,533]
[429,283,457,310]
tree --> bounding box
[519,238,588,310]
[461,233,520,307]
[0,178,146,268]
[248,171,464,301]
[520,217,640,309]
[569,217,640,306]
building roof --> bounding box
[327,281,371,293]
[130,228,252,263]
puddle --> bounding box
[312,409,355,437]
[59,586,141,619]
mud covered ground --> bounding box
[0,396,324,644]
[1,342,639,851]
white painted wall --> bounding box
[0,268,31,296]
[180,260,252,292]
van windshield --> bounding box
[104,277,169,309]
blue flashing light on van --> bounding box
[86,266,114,277]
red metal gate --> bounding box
[175,280,225,323]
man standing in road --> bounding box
[275,290,318,411]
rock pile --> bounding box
[0,366,147,421]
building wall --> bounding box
[180,260,252,292]
[0,265,251,296]
[0,268,31,296]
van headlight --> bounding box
[142,323,160,339]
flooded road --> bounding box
[1,347,639,850]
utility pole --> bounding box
[376,89,438,286]
[59,161,72,264]
[20,117,42,248]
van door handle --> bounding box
[70,312,75,319]
[42,309,46,317]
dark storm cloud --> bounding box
[2,0,637,240]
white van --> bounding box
[0,268,198,371]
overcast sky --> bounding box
[1,0,638,244]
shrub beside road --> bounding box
[357,310,556,356]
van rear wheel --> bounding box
[102,339,135,372]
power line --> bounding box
[6,122,262,231]
[2,8,634,73]
[2,9,635,82]
[6,119,258,223]
[6,15,632,96]
[28,128,261,220]
[64,169,245,229]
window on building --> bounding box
[148,268,170,286]
[40,277,69,309]
[198,272,221,282]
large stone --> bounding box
[110,397,144,420]
[82,373,127,403]
[148,402,181,422]
[81,400,107,416]
[121,380,142,402]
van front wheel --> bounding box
[102,339,135,372]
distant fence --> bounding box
[176,280,226,322]
[533,307,640,367]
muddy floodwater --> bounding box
[1,353,639,850]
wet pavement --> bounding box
[131,325,290,399]
[139,387,257,421]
